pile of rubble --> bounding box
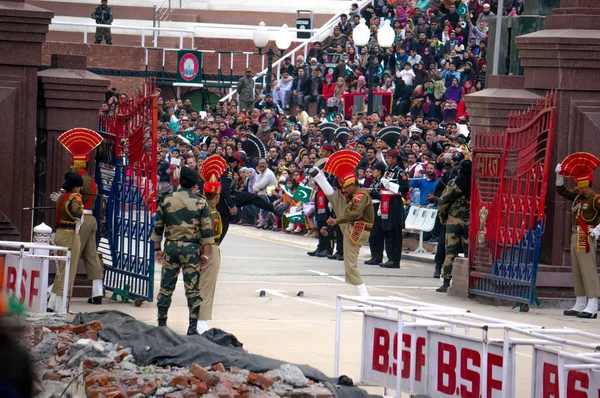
[24,315,335,397]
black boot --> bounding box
[157,317,167,327]
[364,258,381,265]
[436,279,451,293]
[307,249,319,257]
[88,296,103,305]
[187,319,198,335]
[433,263,442,279]
[380,260,400,269]
[273,202,291,218]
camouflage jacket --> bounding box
[151,188,215,245]
[237,76,255,102]
[438,180,470,222]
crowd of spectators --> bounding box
[98,0,520,260]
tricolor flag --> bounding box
[286,211,305,224]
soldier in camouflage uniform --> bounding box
[237,67,255,112]
[91,0,113,45]
[436,159,472,293]
[151,167,215,335]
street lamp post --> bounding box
[353,19,395,115]
[253,22,292,95]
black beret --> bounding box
[62,172,84,191]
[180,166,201,185]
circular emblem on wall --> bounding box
[179,53,200,81]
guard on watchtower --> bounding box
[556,153,600,319]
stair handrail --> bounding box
[219,0,371,103]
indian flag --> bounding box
[286,211,305,224]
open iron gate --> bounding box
[469,92,556,306]
[95,81,158,302]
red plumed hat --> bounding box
[561,152,600,189]
[200,155,227,194]
[58,128,103,169]
[324,149,362,188]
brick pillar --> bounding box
[514,0,600,299]
[465,75,540,135]
[0,0,52,240]
[37,54,109,298]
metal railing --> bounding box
[50,20,194,48]
[219,0,373,103]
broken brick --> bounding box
[42,371,62,382]
[141,380,157,395]
[190,362,209,380]
[170,375,192,388]
[89,321,103,331]
[194,381,209,395]
[86,387,124,398]
[183,392,199,398]
[212,363,226,372]
[247,373,273,391]
[71,324,89,335]
[204,373,220,387]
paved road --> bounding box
[71,225,600,397]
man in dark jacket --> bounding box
[292,68,311,109]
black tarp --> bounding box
[74,311,380,398]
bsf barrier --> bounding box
[97,80,158,302]
[335,295,600,398]
[469,92,557,307]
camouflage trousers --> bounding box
[95,28,112,44]
[157,241,202,320]
[442,216,469,280]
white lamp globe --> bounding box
[377,19,395,48]
[253,21,269,49]
[276,24,292,51]
[353,18,370,47]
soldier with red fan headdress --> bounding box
[309,150,374,297]
[55,128,105,306]
[556,153,600,319]
[197,155,228,334]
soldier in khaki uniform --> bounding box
[47,173,84,312]
[556,153,600,319]
[310,150,374,297]
[151,167,215,335]
[57,128,105,305]
[436,159,471,293]
[197,155,228,334]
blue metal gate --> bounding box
[96,82,158,302]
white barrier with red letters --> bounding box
[335,295,600,398]
[0,239,71,314]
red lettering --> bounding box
[6,266,16,293]
[543,363,559,398]
[567,371,589,398]
[437,342,457,394]
[29,270,40,307]
[391,332,398,376]
[460,348,480,398]
[372,328,390,373]
[19,269,27,303]
[415,337,426,382]
[401,333,410,378]
[487,353,503,397]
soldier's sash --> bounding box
[380,190,400,220]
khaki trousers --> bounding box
[199,245,221,320]
[78,216,103,280]
[52,230,81,298]
[327,191,367,286]
[570,232,600,298]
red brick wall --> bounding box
[42,39,303,93]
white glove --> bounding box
[592,224,600,240]
[75,217,84,233]
[377,206,382,217]
[49,190,65,203]
[328,202,333,211]
[380,178,391,189]
[555,163,564,186]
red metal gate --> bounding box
[96,80,158,301]
[469,92,556,305]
